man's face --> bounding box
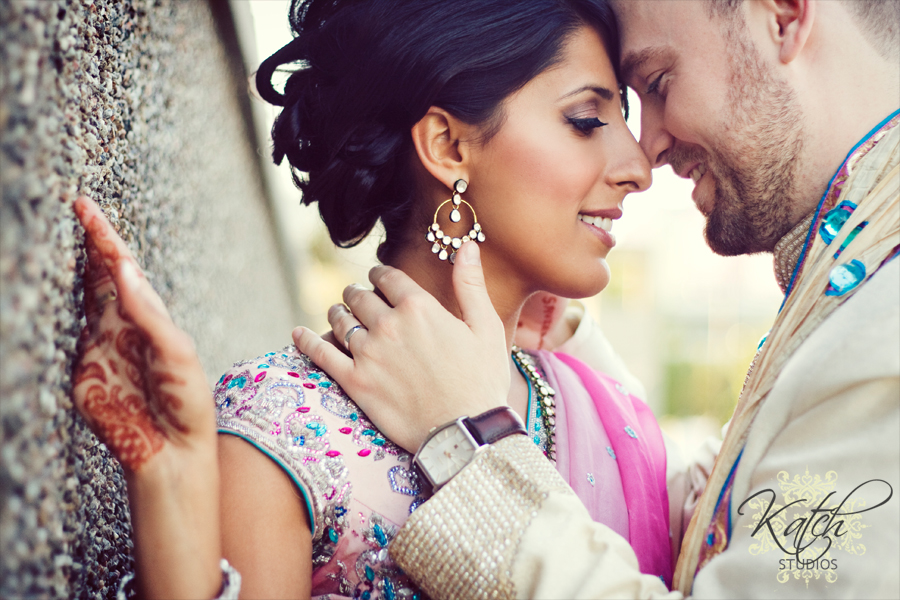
[616,0,805,256]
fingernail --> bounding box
[119,260,140,291]
[458,241,481,266]
[292,326,305,339]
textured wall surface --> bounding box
[1,0,298,597]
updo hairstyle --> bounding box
[256,0,624,263]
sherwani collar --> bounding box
[773,211,816,294]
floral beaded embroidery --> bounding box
[215,345,426,600]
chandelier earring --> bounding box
[424,179,485,264]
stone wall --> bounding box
[1,0,299,596]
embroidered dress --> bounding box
[215,344,669,598]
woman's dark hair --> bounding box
[256,0,624,262]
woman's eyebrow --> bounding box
[558,85,614,102]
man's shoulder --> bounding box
[772,258,899,415]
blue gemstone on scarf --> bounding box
[624,426,638,439]
[362,591,371,600]
[372,438,386,446]
[362,429,376,436]
[819,200,857,245]
[607,446,616,459]
[308,372,321,380]
[350,413,359,421]
[335,506,347,517]
[384,579,395,600]
[374,523,387,546]
[257,364,268,368]
[365,565,375,581]
[327,527,338,543]
[833,221,868,259]
[825,259,866,296]
[533,435,541,445]
[533,423,540,432]
[228,376,246,389]
[319,381,332,388]
[707,532,715,546]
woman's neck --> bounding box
[388,245,530,354]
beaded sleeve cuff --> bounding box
[390,435,573,600]
[116,559,241,600]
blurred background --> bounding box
[237,1,784,458]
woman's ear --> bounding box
[410,107,473,189]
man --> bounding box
[294,0,900,597]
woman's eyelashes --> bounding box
[567,116,607,135]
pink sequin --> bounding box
[304,383,316,389]
[326,450,341,457]
[298,407,311,413]
[339,427,352,434]
[254,371,267,383]
[287,372,300,378]
[358,449,371,457]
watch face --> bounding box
[417,424,477,486]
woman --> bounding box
[71,0,670,597]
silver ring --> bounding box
[344,325,365,348]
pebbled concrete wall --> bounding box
[1,0,299,597]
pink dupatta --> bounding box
[544,351,673,587]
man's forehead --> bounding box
[613,0,710,77]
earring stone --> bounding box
[425,179,484,262]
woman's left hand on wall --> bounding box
[72,197,222,599]
[72,196,217,472]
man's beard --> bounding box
[676,22,805,256]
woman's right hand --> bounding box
[72,197,222,599]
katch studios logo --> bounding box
[737,469,893,587]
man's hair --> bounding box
[707,0,899,60]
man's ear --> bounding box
[410,107,473,189]
[764,0,816,64]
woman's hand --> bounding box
[514,292,574,352]
[292,242,510,452]
[72,197,221,599]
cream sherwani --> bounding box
[390,114,900,599]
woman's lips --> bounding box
[578,214,616,248]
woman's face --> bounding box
[466,25,651,300]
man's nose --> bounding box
[639,102,674,168]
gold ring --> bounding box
[96,290,118,307]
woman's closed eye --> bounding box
[567,116,607,135]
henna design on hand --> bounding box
[75,361,107,385]
[72,196,212,474]
[116,328,146,389]
[82,384,166,471]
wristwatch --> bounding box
[413,406,527,490]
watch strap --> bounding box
[463,406,527,446]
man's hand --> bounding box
[292,242,510,452]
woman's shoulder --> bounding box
[213,345,423,541]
